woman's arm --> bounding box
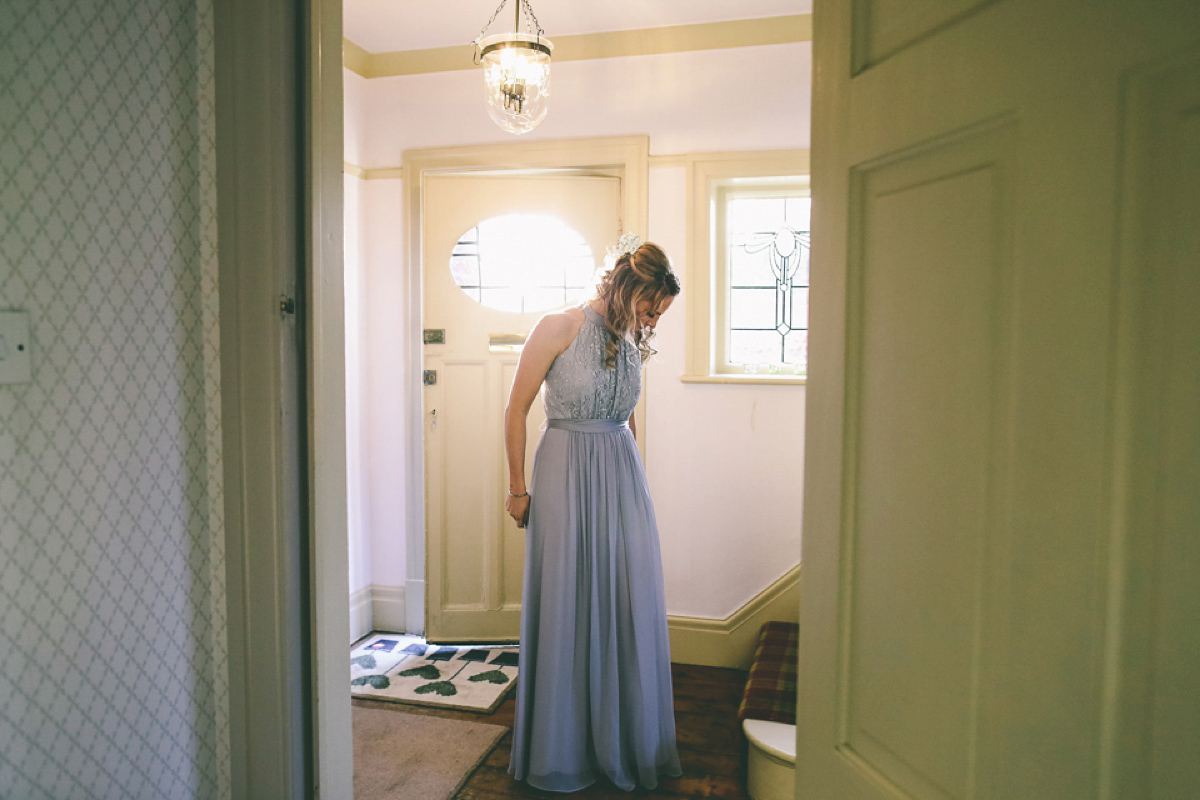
[504,311,582,528]
[628,410,637,440]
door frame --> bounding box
[401,136,650,636]
[214,0,351,796]
[305,0,353,796]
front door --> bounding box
[800,2,1200,798]
[422,172,624,642]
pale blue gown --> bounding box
[508,305,682,792]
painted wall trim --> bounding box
[349,586,372,643]
[309,0,354,796]
[406,578,425,636]
[348,584,410,641]
[667,565,801,671]
[371,584,408,634]
[215,0,316,792]
[344,151,803,180]
[350,567,799,671]
[343,36,370,76]
[344,15,812,78]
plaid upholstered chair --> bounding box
[739,621,799,800]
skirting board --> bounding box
[372,584,407,634]
[349,584,409,643]
[348,568,799,671]
[667,565,800,671]
[350,586,372,643]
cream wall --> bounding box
[354,43,810,167]
[345,172,369,597]
[360,177,409,605]
[645,168,806,619]
[347,66,412,621]
[346,41,808,627]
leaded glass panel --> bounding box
[725,193,810,375]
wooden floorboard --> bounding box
[353,663,752,799]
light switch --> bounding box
[0,311,32,385]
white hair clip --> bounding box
[606,232,643,261]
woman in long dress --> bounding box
[504,238,683,792]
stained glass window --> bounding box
[723,191,810,375]
[450,213,595,313]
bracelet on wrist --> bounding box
[508,490,528,498]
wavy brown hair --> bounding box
[593,241,681,369]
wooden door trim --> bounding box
[214,0,311,794]
[215,0,351,796]
[402,136,650,637]
[305,0,353,797]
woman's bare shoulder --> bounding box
[530,307,586,350]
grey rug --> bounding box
[353,705,507,800]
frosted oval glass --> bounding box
[449,214,595,314]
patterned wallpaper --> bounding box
[0,1,229,798]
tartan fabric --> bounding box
[738,621,799,725]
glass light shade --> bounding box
[479,33,553,134]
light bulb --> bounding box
[479,33,553,135]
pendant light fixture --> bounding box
[472,0,553,135]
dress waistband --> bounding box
[546,418,629,433]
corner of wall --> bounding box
[667,565,800,670]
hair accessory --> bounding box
[606,232,643,261]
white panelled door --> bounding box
[422,172,624,642]
[800,2,1200,799]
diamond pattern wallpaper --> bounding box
[0,1,229,798]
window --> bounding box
[684,151,809,384]
[449,213,595,313]
[720,184,810,374]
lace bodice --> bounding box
[542,305,641,421]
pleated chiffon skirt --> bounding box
[508,419,682,792]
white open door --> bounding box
[422,172,626,642]
[800,2,1200,799]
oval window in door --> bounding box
[449,213,597,313]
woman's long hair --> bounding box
[593,241,681,369]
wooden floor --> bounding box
[352,663,751,799]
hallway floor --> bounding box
[351,663,752,799]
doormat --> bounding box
[353,705,506,800]
[351,633,519,713]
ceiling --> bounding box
[343,0,811,54]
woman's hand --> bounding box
[503,310,582,532]
[506,493,531,528]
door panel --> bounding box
[423,172,623,642]
[1111,50,1200,800]
[842,121,1015,800]
[802,3,1200,799]
[851,0,998,73]
[441,360,489,607]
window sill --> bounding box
[680,373,807,386]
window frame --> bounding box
[684,150,810,385]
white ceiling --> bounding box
[344,0,811,54]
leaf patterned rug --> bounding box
[351,633,519,713]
